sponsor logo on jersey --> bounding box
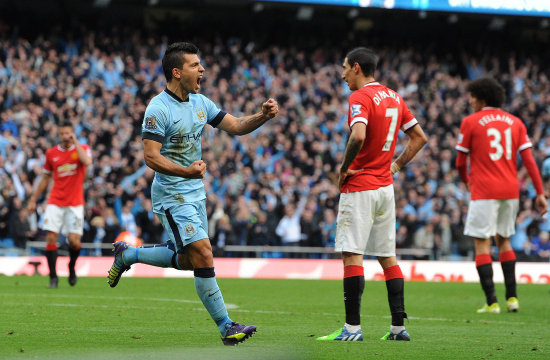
[145,116,157,130]
[196,108,207,123]
[57,163,77,177]
[169,132,202,143]
[351,104,362,117]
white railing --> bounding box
[13,240,438,259]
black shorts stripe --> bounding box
[165,209,184,253]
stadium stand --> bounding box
[1,1,549,261]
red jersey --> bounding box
[456,107,532,200]
[342,82,417,193]
[43,144,91,206]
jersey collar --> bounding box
[164,88,188,103]
[481,107,499,110]
[57,144,75,152]
[363,81,380,87]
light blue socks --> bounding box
[194,267,232,336]
[122,243,181,269]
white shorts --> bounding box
[335,184,396,256]
[464,199,519,239]
[42,204,84,236]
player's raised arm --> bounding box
[391,124,428,175]
[216,98,278,136]
[143,139,206,179]
[70,133,92,166]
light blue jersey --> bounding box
[142,89,226,214]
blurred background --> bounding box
[1,0,549,262]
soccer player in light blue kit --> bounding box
[107,42,278,345]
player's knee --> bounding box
[176,253,193,270]
[197,247,213,263]
[45,232,58,244]
[188,243,213,268]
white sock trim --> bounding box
[390,325,405,334]
[344,323,361,333]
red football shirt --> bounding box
[342,82,417,193]
[455,107,532,200]
[43,144,91,206]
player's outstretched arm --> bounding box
[26,172,52,212]
[217,98,279,136]
[391,124,427,174]
[143,139,206,179]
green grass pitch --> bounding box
[1,275,548,359]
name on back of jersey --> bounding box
[372,89,400,106]
[478,113,513,127]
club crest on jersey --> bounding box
[351,104,361,117]
[196,108,207,123]
[173,194,185,203]
[145,117,157,130]
[184,224,195,236]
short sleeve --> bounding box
[43,151,52,174]
[400,102,418,131]
[82,144,92,159]
[142,103,168,143]
[456,119,471,153]
[517,120,533,152]
[202,96,226,128]
[348,91,370,128]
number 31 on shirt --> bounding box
[487,127,512,161]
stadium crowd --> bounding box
[1,27,550,261]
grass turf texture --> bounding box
[0,275,548,359]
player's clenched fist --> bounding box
[262,98,279,119]
[185,160,207,178]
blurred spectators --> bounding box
[0,26,549,260]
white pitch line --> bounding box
[3,293,526,325]
[2,292,203,304]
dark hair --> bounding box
[58,121,73,128]
[345,47,377,77]
[466,77,505,108]
[162,42,199,82]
